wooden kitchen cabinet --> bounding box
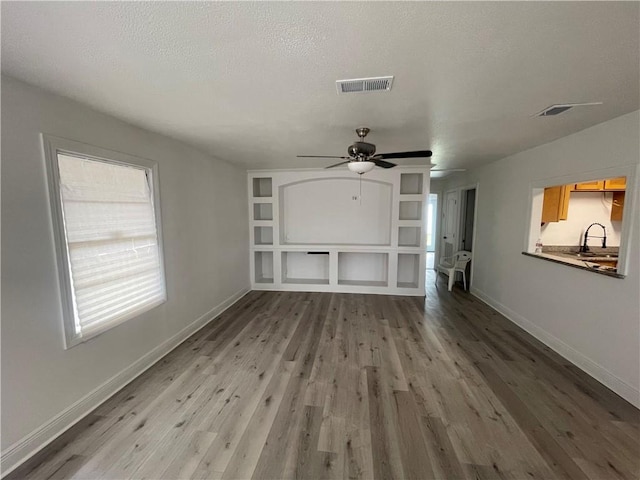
[611,191,625,221]
[594,260,618,268]
[574,180,605,191]
[604,177,626,190]
[572,177,626,191]
[541,185,571,223]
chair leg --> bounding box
[435,267,438,285]
[462,271,467,291]
[447,271,454,291]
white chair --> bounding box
[436,251,472,291]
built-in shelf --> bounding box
[338,279,388,287]
[397,253,420,289]
[253,177,273,198]
[400,173,423,195]
[338,252,388,287]
[249,168,428,295]
[253,203,273,221]
[398,226,421,247]
[399,201,422,221]
[282,251,330,285]
[255,251,274,283]
[254,226,273,245]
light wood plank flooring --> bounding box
[8,274,639,479]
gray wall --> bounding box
[1,76,250,451]
[439,111,640,405]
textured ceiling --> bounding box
[2,2,639,172]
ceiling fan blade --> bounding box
[372,159,396,169]
[375,150,432,160]
[325,160,352,169]
[297,155,351,159]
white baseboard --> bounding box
[0,287,250,478]
[470,287,640,408]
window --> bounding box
[44,136,166,347]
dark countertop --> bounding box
[542,245,619,257]
[549,251,619,262]
[522,250,624,279]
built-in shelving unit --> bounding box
[248,167,428,295]
[398,226,421,247]
[399,201,422,220]
[400,173,423,195]
[338,252,388,287]
[254,226,273,245]
[397,253,421,289]
[282,251,330,285]
[253,203,273,221]
[253,177,273,197]
[254,251,274,284]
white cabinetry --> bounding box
[248,167,429,296]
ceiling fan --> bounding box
[297,127,432,174]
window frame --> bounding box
[43,135,167,348]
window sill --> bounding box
[521,252,625,279]
[65,297,167,349]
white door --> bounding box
[441,190,458,261]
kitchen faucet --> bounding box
[580,223,607,253]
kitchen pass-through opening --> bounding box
[524,172,635,277]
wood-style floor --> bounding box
[8,273,639,480]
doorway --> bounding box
[426,193,438,269]
[459,187,477,290]
[441,190,459,262]
[437,186,478,291]
[460,188,476,252]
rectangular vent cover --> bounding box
[337,76,394,94]
[539,105,573,116]
[536,102,602,117]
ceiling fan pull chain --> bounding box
[359,174,362,205]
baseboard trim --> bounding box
[0,287,250,478]
[470,287,640,408]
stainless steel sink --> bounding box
[573,252,618,259]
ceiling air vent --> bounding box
[336,76,394,94]
[536,102,602,117]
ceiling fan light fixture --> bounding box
[348,161,375,174]
[297,127,432,171]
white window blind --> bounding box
[57,153,166,339]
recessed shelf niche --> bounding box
[397,253,420,289]
[253,203,273,221]
[399,201,422,220]
[282,252,330,285]
[255,251,274,283]
[398,226,421,247]
[280,178,392,246]
[338,252,388,287]
[253,177,273,198]
[400,173,423,195]
[254,226,273,245]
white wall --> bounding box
[281,178,393,245]
[439,111,640,406]
[541,191,622,246]
[1,76,250,460]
